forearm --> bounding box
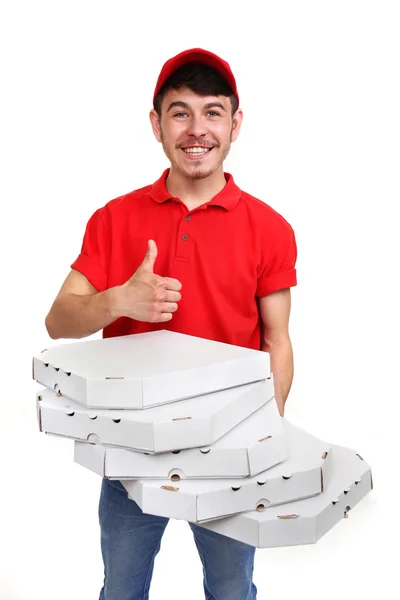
[45,287,121,340]
[262,338,294,416]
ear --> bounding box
[149,109,162,143]
[231,108,243,143]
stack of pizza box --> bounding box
[33,330,372,547]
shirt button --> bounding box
[182,234,189,241]
[185,215,191,222]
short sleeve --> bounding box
[256,221,297,297]
[70,208,110,292]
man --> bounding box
[45,48,297,600]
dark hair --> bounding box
[154,62,239,117]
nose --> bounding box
[185,114,208,139]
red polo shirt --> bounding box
[71,169,297,350]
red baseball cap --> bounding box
[153,48,239,106]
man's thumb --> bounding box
[140,239,158,273]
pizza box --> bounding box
[123,421,332,522]
[73,398,288,479]
[197,445,372,547]
[33,330,270,409]
[37,378,274,453]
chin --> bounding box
[182,165,218,180]
[187,167,213,180]
[174,155,223,181]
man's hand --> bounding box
[117,240,182,323]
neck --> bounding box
[166,166,227,210]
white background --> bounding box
[0,1,399,598]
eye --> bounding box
[207,111,220,117]
[174,112,188,118]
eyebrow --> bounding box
[166,101,227,113]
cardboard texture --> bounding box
[37,378,274,453]
[73,399,288,479]
[197,445,372,547]
[123,421,332,522]
[33,330,270,409]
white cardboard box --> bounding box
[33,330,270,409]
[123,421,332,522]
[37,378,274,453]
[73,399,288,479]
[197,445,372,547]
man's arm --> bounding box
[259,288,294,416]
[45,240,182,340]
[45,269,121,339]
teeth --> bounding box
[183,147,211,154]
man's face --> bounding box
[150,87,242,181]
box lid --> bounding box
[198,445,372,547]
[37,377,274,452]
[73,398,288,479]
[33,330,270,409]
[123,420,332,522]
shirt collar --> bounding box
[149,168,242,211]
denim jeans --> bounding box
[98,478,257,600]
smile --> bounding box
[182,147,213,156]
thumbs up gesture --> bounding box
[117,240,182,323]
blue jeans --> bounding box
[99,478,257,600]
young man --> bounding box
[45,48,297,600]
